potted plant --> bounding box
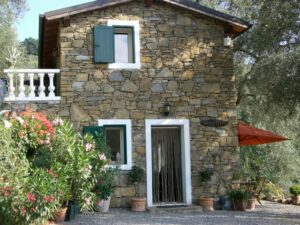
[289,185,300,205]
[246,193,257,210]
[94,167,118,212]
[129,166,146,212]
[199,169,214,211]
[228,189,248,211]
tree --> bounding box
[21,37,38,55]
[0,0,27,73]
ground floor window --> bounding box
[83,120,132,170]
[105,125,126,165]
[99,119,132,170]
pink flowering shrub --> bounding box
[0,110,110,224]
[6,110,54,158]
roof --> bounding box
[44,0,131,20]
[39,0,252,68]
[43,0,251,31]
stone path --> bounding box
[61,201,300,225]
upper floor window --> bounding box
[93,20,140,69]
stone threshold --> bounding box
[147,204,203,213]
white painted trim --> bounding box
[4,96,61,102]
[98,119,132,170]
[107,20,141,70]
[145,119,192,207]
[4,69,60,73]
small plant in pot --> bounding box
[199,169,214,211]
[246,192,257,211]
[228,189,248,211]
[94,167,118,212]
[129,166,146,212]
[289,185,300,205]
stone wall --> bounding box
[37,0,239,207]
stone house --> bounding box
[4,0,250,207]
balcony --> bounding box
[3,69,60,102]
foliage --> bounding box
[0,110,110,224]
[0,118,29,183]
[50,119,108,211]
[21,37,38,55]
[199,169,213,183]
[15,46,38,68]
[94,167,119,200]
[0,166,69,224]
[9,110,54,156]
[0,0,27,74]
[228,189,248,201]
[199,169,214,196]
[129,166,144,198]
[262,182,284,201]
[239,142,300,191]
[129,166,144,184]
[289,185,300,196]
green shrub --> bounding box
[129,166,144,184]
[0,110,110,224]
[262,182,283,201]
[199,169,213,183]
[228,189,248,200]
[289,185,300,196]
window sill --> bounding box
[108,62,141,70]
[107,164,132,171]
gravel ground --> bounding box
[61,201,300,225]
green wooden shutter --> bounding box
[83,126,104,139]
[93,26,114,63]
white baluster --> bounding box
[48,73,55,98]
[18,73,25,98]
[38,73,45,98]
[7,73,15,99]
[28,73,35,98]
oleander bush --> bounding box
[0,109,109,225]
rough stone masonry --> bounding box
[27,0,240,207]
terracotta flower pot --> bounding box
[131,197,146,212]
[232,200,247,211]
[292,195,300,205]
[53,207,67,222]
[199,197,214,211]
[247,198,256,210]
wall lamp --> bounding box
[223,34,232,47]
[163,102,171,116]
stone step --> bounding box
[147,204,203,214]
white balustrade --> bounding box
[3,69,61,102]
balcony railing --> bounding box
[3,69,61,102]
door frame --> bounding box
[145,119,192,207]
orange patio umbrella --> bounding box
[237,122,289,146]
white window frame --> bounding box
[98,119,132,170]
[107,20,141,70]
